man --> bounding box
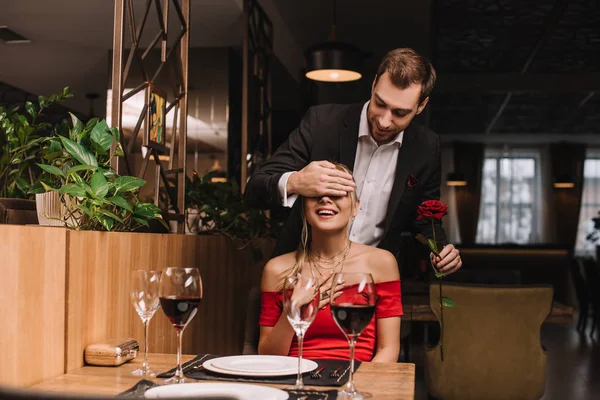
[244,48,462,275]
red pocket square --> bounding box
[407,174,418,188]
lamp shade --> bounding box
[305,41,363,82]
[446,172,467,187]
[553,174,574,189]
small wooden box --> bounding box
[84,338,139,367]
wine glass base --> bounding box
[131,368,156,377]
[337,390,372,399]
[286,384,306,391]
[161,376,191,385]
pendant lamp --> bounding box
[305,0,363,82]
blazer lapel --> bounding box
[339,103,363,170]
[383,125,420,234]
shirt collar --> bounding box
[358,101,404,147]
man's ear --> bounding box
[416,97,430,115]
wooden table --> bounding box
[31,354,416,400]
[403,295,573,324]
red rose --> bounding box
[416,200,448,221]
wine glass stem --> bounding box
[142,319,150,371]
[175,329,184,380]
[295,331,305,389]
[346,337,357,393]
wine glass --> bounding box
[330,272,376,399]
[282,273,320,390]
[159,267,203,384]
[130,270,161,376]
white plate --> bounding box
[144,382,289,400]
[203,355,318,377]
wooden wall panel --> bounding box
[0,226,67,387]
[65,231,271,372]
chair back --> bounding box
[242,286,261,355]
[425,282,553,400]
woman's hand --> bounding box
[318,280,345,309]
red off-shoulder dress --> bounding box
[259,280,403,362]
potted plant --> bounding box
[33,113,167,231]
[185,170,275,260]
[0,87,72,199]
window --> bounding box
[476,150,541,244]
[575,156,600,257]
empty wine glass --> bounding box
[282,273,320,390]
[130,270,161,376]
[159,267,202,384]
[330,272,376,399]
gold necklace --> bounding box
[311,242,351,277]
[309,241,351,264]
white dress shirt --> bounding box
[278,101,403,247]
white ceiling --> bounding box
[0,0,244,114]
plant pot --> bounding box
[35,192,65,227]
[185,208,200,234]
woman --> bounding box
[258,163,402,362]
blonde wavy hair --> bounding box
[278,162,358,288]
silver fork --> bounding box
[310,365,326,379]
[182,354,210,374]
[329,365,343,378]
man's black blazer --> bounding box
[244,102,447,259]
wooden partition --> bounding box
[0,225,273,384]
[65,231,269,371]
[0,226,67,386]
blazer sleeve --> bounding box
[411,135,448,246]
[244,107,316,209]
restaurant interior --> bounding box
[1,0,599,399]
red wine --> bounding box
[160,296,201,329]
[331,303,375,338]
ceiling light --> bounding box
[553,174,574,189]
[446,172,467,187]
[304,0,363,82]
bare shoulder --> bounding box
[261,252,296,291]
[349,243,400,282]
[367,247,400,282]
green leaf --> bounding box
[49,139,62,152]
[107,195,133,212]
[90,171,109,198]
[135,203,161,218]
[428,238,439,255]
[25,101,37,118]
[111,127,120,142]
[59,136,98,166]
[90,120,114,151]
[441,296,456,308]
[99,209,124,223]
[14,177,30,192]
[132,216,149,227]
[434,272,445,278]
[114,176,145,193]
[69,112,84,138]
[59,184,88,198]
[37,163,66,178]
[97,215,114,231]
[28,181,46,194]
[66,164,97,176]
[85,118,99,130]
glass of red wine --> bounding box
[282,273,320,390]
[159,267,202,384]
[330,272,376,399]
[130,270,161,376]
